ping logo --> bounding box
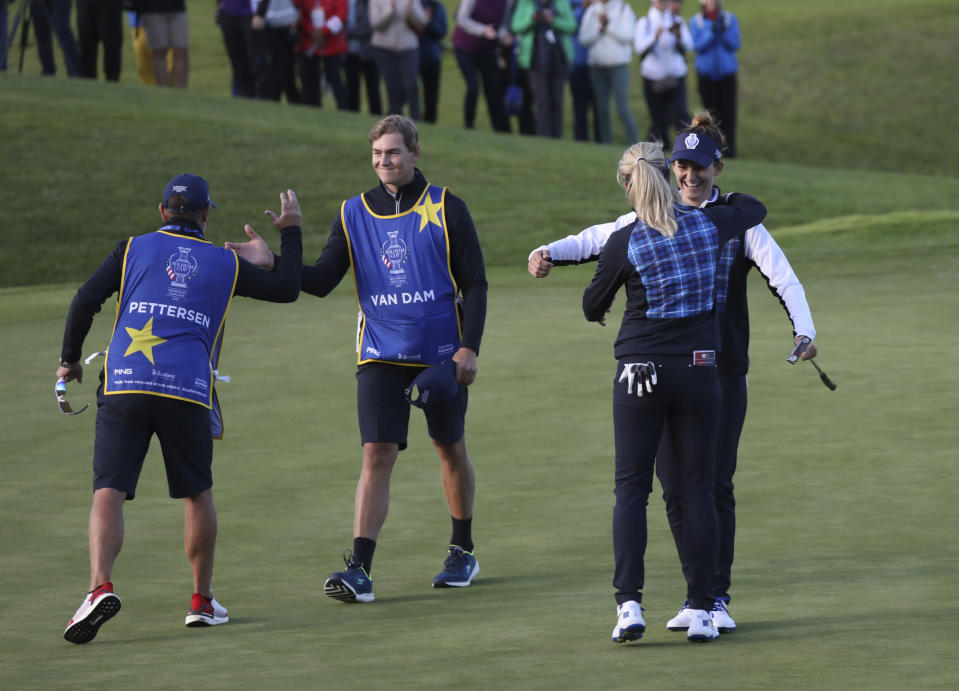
[114,368,133,375]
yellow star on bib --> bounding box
[124,316,167,365]
[413,193,443,232]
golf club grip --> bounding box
[819,371,837,391]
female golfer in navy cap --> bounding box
[528,111,818,637]
[581,140,765,643]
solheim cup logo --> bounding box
[167,247,198,288]
[381,231,407,276]
[685,133,700,149]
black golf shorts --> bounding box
[356,362,467,450]
[92,392,214,500]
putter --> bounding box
[787,336,812,364]
[809,358,838,391]
[786,338,838,391]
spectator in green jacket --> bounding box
[510,0,576,138]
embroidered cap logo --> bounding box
[684,133,700,149]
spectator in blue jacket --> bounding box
[568,0,599,142]
[689,0,740,156]
[417,0,447,123]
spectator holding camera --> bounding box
[511,0,577,138]
[689,0,740,156]
[634,0,692,149]
[577,0,638,145]
[369,0,427,120]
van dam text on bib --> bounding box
[343,183,462,366]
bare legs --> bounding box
[184,489,216,598]
[88,488,125,589]
[353,437,475,540]
[85,486,216,596]
[433,436,474,522]
[354,442,399,540]
[151,47,188,88]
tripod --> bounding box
[4,0,58,73]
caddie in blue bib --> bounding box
[104,228,238,407]
[342,182,462,366]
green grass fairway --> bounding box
[2,4,958,685]
[2,212,958,687]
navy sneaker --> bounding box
[432,546,479,588]
[324,551,374,603]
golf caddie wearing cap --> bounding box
[57,174,303,644]
[226,115,488,602]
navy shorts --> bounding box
[93,390,214,500]
[356,362,467,450]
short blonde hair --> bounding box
[368,114,419,152]
[617,141,678,237]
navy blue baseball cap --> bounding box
[163,173,216,212]
[404,360,459,410]
[669,132,723,168]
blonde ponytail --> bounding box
[616,141,678,238]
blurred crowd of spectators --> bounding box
[0,0,740,149]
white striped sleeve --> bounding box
[744,224,816,340]
[529,212,637,263]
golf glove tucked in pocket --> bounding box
[619,362,658,397]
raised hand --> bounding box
[225,225,275,269]
[265,188,302,229]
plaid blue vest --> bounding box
[626,207,720,319]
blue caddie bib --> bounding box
[104,229,238,407]
[342,183,461,366]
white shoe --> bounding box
[665,600,692,631]
[185,594,230,627]
[63,582,122,644]
[686,609,719,642]
[711,600,736,633]
[611,601,646,643]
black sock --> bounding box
[353,537,376,574]
[450,516,473,553]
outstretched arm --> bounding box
[232,189,303,302]
[744,224,817,356]
[527,211,636,277]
